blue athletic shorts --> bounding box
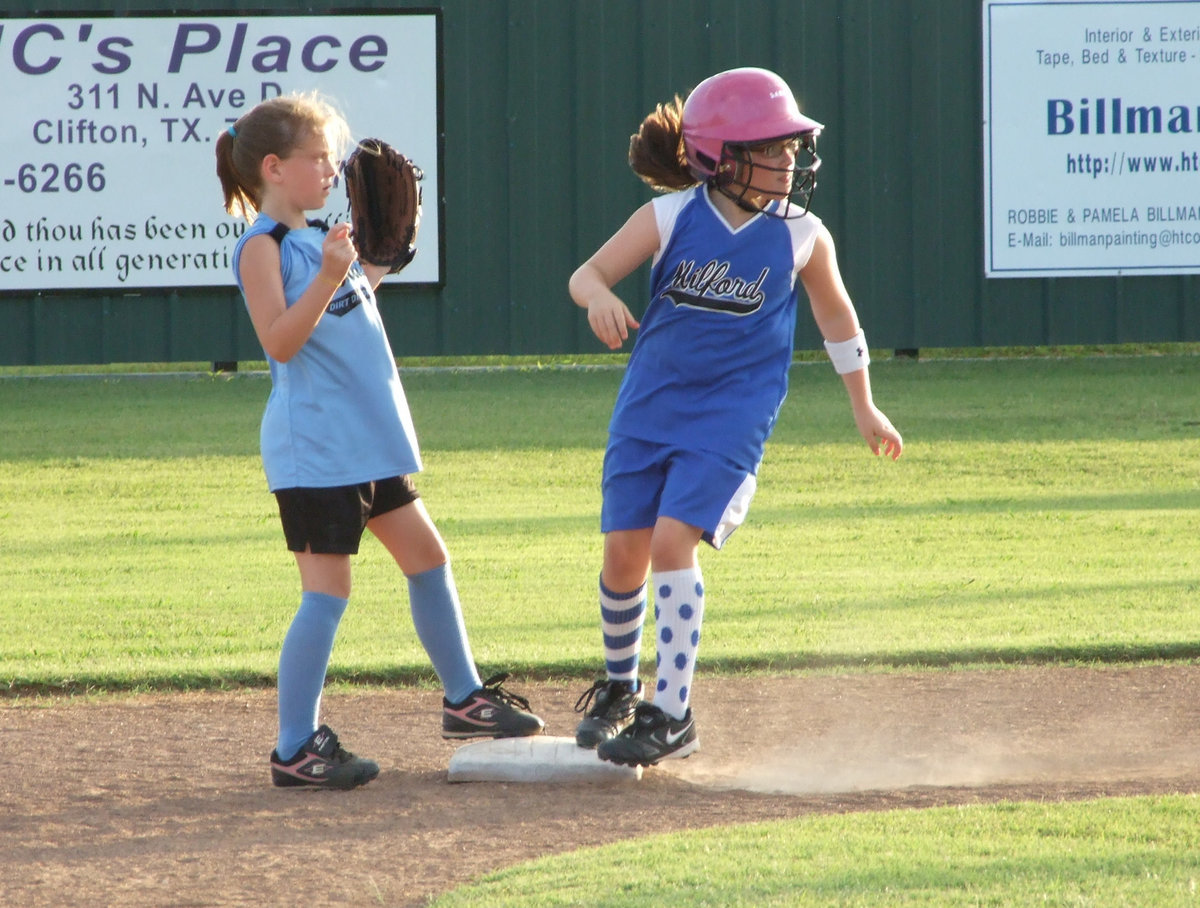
[600,434,757,550]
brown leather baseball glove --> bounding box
[342,138,423,273]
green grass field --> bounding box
[2,354,1197,691]
[1,352,1198,904]
[431,796,1200,907]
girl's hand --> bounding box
[587,292,641,350]
[854,403,903,460]
[568,203,658,349]
[318,221,358,287]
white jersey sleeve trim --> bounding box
[788,211,823,274]
[650,188,696,268]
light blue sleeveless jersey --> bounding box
[232,216,421,491]
[609,186,822,469]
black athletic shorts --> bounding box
[274,475,420,554]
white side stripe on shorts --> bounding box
[710,472,757,549]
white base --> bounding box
[447,735,643,783]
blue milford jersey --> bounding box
[233,215,421,491]
[609,186,822,469]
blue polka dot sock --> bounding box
[276,590,348,760]
[599,576,646,682]
[651,566,705,721]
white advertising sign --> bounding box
[984,0,1200,277]
[0,13,440,291]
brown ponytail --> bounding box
[627,95,697,192]
[215,125,257,221]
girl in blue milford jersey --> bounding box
[568,68,903,768]
[215,93,542,789]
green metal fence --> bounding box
[2,1,1197,365]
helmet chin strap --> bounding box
[716,182,772,215]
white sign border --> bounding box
[0,10,445,293]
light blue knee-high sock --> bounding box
[276,590,348,760]
[407,562,482,704]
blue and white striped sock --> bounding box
[599,577,646,683]
[651,566,705,720]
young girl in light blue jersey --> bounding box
[569,68,903,767]
[215,93,542,790]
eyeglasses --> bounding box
[744,137,803,158]
[731,136,820,176]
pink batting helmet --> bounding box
[681,67,824,216]
[681,67,823,181]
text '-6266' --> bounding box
[4,163,107,193]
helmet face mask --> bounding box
[718,132,821,218]
[682,68,824,218]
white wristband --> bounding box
[824,331,870,374]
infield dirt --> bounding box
[3,664,1198,906]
